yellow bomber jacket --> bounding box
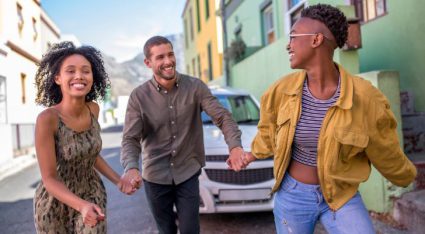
[251,64,417,211]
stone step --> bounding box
[413,160,425,190]
[393,189,425,234]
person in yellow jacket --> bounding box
[227,3,417,234]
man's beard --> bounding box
[158,66,176,80]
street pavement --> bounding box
[0,127,410,234]
[0,129,277,234]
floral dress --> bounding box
[34,112,106,234]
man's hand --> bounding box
[120,169,142,195]
[226,147,245,172]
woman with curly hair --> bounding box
[33,41,138,233]
[230,4,417,234]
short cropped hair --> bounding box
[301,4,349,48]
[143,36,173,59]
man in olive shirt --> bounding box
[120,36,245,234]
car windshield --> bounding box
[202,94,260,125]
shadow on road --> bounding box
[200,211,276,234]
[0,198,36,234]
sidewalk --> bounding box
[0,153,37,182]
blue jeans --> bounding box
[273,173,375,234]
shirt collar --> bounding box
[150,72,181,92]
[283,63,353,110]
[334,64,353,110]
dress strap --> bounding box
[48,108,65,134]
[85,103,96,130]
[86,103,95,119]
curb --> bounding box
[0,154,38,182]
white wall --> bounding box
[115,96,130,124]
[0,45,13,162]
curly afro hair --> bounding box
[35,41,110,107]
[301,4,349,48]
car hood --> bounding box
[203,124,257,153]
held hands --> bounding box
[80,201,105,228]
[119,168,142,195]
[226,147,256,172]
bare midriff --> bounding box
[288,160,319,185]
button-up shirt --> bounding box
[121,73,242,185]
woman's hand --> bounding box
[80,202,105,227]
[243,152,257,167]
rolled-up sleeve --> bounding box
[121,91,143,172]
[198,82,242,151]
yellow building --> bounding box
[0,0,60,162]
[182,0,224,84]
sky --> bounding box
[42,0,185,62]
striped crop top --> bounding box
[291,78,340,167]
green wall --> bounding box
[230,38,289,99]
[228,1,359,100]
[226,0,285,47]
[309,0,346,6]
[359,0,425,112]
[226,0,264,48]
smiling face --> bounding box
[144,43,176,81]
[287,17,338,70]
[286,18,318,69]
[54,54,93,100]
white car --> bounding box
[199,86,275,213]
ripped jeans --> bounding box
[273,173,375,234]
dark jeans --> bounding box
[144,170,201,234]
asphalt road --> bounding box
[2,128,402,233]
[0,130,277,234]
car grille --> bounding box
[206,154,273,162]
[206,155,229,161]
[204,168,273,185]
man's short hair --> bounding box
[143,36,173,59]
[301,4,349,48]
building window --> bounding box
[192,58,196,77]
[261,3,275,45]
[285,0,306,34]
[205,0,210,20]
[207,42,213,81]
[0,76,6,124]
[196,0,201,32]
[17,3,24,35]
[184,18,189,48]
[20,73,26,104]
[189,8,194,41]
[186,64,190,74]
[32,18,38,41]
[352,0,387,23]
[197,55,201,79]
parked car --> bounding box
[199,86,274,213]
